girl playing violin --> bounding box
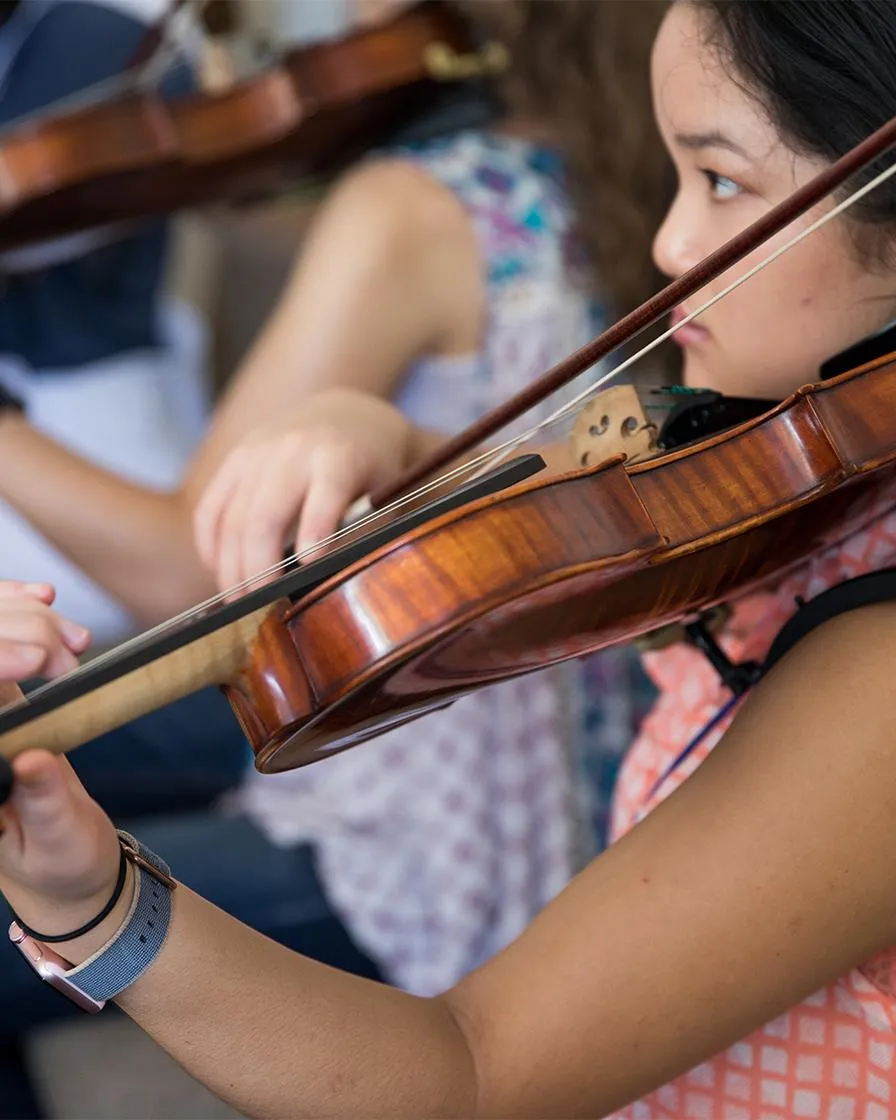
[8,0,896,1116]
[0,0,664,1032]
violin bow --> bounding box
[155,111,896,610]
[9,103,896,741]
[371,112,896,509]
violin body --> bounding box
[3,86,896,771]
[0,3,482,250]
[0,351,893,769]
[221,350,896,770]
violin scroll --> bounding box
[0,2,493,251]
[423,39,509,81]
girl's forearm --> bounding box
[0,414,213,625]
[119,887,480,1120]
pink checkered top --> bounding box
[611,479,896,1120]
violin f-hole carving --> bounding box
[570,385,659,469]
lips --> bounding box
[669,306,711,346]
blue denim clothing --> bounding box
[0,1,193,371]
[70,688,250,820]
[0,821,378,1117]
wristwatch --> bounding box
[8,832,176,1012]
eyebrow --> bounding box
[673,130,751,159]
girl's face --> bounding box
[651,2,896,399]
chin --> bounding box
[682,350,797,403]
[681,354,721,393]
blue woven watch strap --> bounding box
[67,832,174,1003]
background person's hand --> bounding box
[193,389,414,593]
[0,580,90,683]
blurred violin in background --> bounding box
[0,0,506,250]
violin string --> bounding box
[464,155,896,479]
[15,153,896,707]
[20,450,530,702]
[327,153,896,530]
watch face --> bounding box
[38,964,106,1013]
[8,923,105,1013]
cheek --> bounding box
[681,230,892,396]
[773,250,893,369]
[689,275,819,397]
[792,264,832,313]
[719,277,855,396]
[716,243,827,349]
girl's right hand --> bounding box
[0,581,90,683]
[193,389,415,595]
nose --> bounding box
[652,190,699,280]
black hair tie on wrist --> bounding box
[11,843,128,944]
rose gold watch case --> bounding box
[8,921,105,1013]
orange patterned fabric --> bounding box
[610,482,896,1119]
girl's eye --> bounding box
[702,170,741,200]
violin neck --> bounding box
[0,604,274,763]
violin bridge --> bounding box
[569,385,659,469]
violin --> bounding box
[0,1,503,251]
[1,110,896,773]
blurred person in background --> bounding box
[0,0,252,819]
[0,2,251,1115]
